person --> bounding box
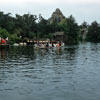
[49,42,52,48]
[52,42,54,47]
[41,43,45,48]
[46,42,49,48]
[57,42,60,48]
[5,37,9,44]
[0,37,1,44]
[54,43,57,47]
[1,38,6,44]
[34,43,38,48]
[62,42,65,47]
[59,41,61,47]
[37,41,40,47]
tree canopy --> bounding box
[0,11,100,44]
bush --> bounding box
[0,28,9,38]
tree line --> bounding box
[0,11,100,44]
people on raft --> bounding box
[46,42,49,48]
[34,41,64,48]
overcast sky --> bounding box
[0,0,100,24]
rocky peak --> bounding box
[48,8,65,24]
[55,8,63,15]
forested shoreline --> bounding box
[0,9,100,44]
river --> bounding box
[0,42,100,100]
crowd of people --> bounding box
[34,41,64,49]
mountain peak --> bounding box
[49,8,65,24]
[55,8,62,14]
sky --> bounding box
[0,0,100,24]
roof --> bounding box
[54,32,64,36]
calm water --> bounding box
[0,43,100,100]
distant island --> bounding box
[0,8,100,45]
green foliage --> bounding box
[59,15,79,43]
[15,14,37,39]
[0,28,9,38]
[38,17,48,38]
[87,21,100,42]
[0,11,100,44]
[80,21,88,28]
[0,12,15,33]
[9,34,21,44]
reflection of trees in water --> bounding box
[64,46,78,79]
[8,46,36,60]
[51,45,79,88]
[0,45,78,92]
[64,45,79,64]
[38,49,49,56]
[90,43,99,52]
[0,46,37,84]
[0,48,9,60]
[0,48,9,85]
[89,43,100,62]
[0,45,79,64]
[48,45,79,92]
[52,45,79,73]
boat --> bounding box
[33,41,65,49]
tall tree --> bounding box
[87,21,100,42]
[0,12,15,33]
[15,14,37,39]
[59,15,79,43]
[37,15,48,38]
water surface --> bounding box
[0,43,100,100]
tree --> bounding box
[59,15,79,43]
[0,12,15,33]
[37,16,48,38]
[0,28,9,38]
[80,21,88,28]
[87,21,100,42]
[15,13,37,39]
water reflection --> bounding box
[0,43,100,100]
[0,48,9,60]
